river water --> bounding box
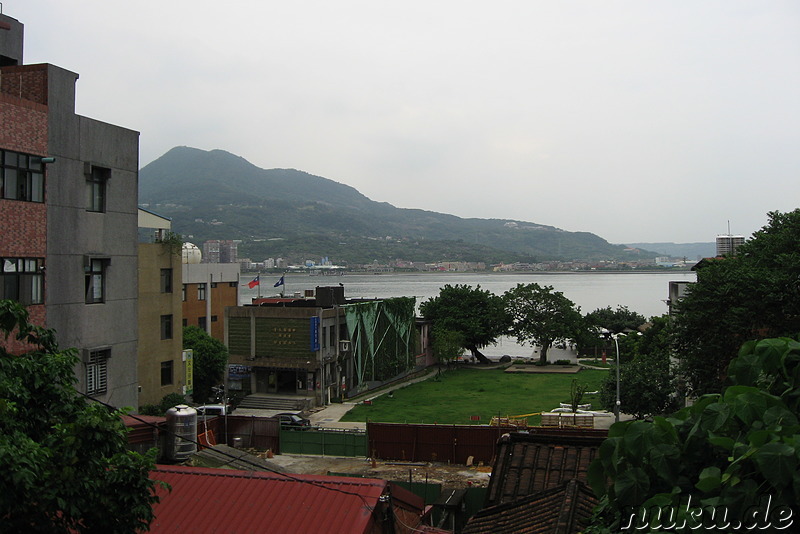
[240,271,695,359]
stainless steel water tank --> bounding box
[165,404,197,462]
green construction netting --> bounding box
[343,297,416,388]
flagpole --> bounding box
[258,271,262,299]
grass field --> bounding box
[340,367,609,426]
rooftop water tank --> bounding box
[165,404,197,462]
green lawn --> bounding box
[341,367,609,426]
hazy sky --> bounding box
[9,1,800,244]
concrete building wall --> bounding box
[44,67,140,409]
[138,243,185,407]
[2,13,139,407]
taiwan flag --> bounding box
[274,275,285,288]
[247,275,260,289]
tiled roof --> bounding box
[149,465,423,534]
[485,429,606,507]
[463,479,597,534]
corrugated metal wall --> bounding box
[368,423,510,464]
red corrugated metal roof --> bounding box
[149,465,392,534]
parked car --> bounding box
[277,413,311,429]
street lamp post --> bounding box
[600,329,622,423]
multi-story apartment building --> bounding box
[716,234,745,256]
[138,209,187,407]
[1,13,139,408]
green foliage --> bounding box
[155,230,183,255]
[599,318,681,419]
[431,328,465,366]
[183,326,228,403]
[588,337,800,532]
[569,378,588,413]
[420,285,508,364]
[0,300,163,533]
[584,305,647,334]
[503,283,584,365]
[674,209,800,395]
[139,393,187,416]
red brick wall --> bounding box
[0,201,47,256]
[0,66,50,351]
[0,94,48,154]
[0,65,49,105]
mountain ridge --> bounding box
[139,147,658,264]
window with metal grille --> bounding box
[86,349,109,396]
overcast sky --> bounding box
[9,1,800,244]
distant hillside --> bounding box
[626,242,715,260]
[139,147,656,264]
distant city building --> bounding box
[202,239,239,263]
[716,235,745,256]
[1,12,139,408]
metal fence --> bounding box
[280,427,368,457]
[197,415,280,453]
[367,422,510,465]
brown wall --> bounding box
[182,281,238,341]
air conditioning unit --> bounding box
[339,340,351,352]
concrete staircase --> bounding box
[237,394,309,411]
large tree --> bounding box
[587,337,800,532]
[598,317,681,419]
[503,283,584,365]
[183,325,228,403]
[420,284,508,364]
[584,305,647,334]
[0,300,162,532]
[674,209,800,395]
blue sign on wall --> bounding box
[310,316,320,352]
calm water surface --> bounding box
[241,271,695,358]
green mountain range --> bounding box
[139,147,655,265]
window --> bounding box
[229,282,238,288]
[1,258,44,305]
[210,282,217,288]
[197,283,206,301]
[182,284,187,302]
[1,149,44,203]
[198,316,207,330]
[329,324,336,348]
[322,326,328,348]
[86,349,109,396]
[160,268,173,293]
[211,315,218,322]
[160,361,174,386]
[160,314,173,340]
[86,166,110,212]
[85,258,107,304]
[182,318,188,327]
